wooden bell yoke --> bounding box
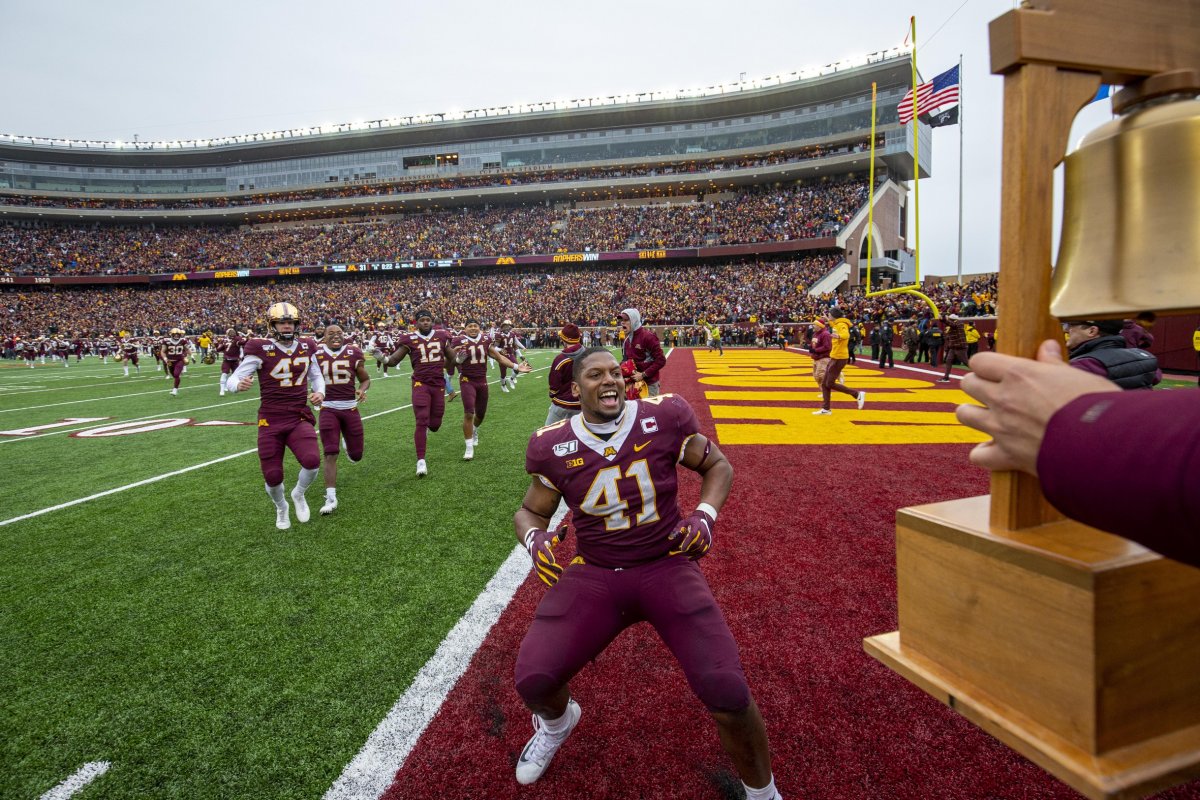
[864,2,1200,799]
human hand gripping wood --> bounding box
[956,339,1118,476]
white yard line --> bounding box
[0,383,215,414]
[0,366,551,525]
[0,396,258,445]
[0,376,160,396]
[38,761,111,800]
[324,503,566,800]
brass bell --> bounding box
[1051,70,1200,320]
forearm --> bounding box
[306,360,326,395]
[384,347,406,368]
[1039,391,1200,566]
[696,458,734,513]
[224,357,260,391]
[514,508,553,545]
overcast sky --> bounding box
[1,0,1111,276]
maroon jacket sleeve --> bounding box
[1037,390,1200,567]
[637,329,667,383]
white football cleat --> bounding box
[320,497,338,516]
[812,408,832,415]
[170,388,178,396]
[416,459,428,477]
[290,487,311,523]
[464,441,475,461]
[857,391,867,410]
[515,699,581,785]
[275,503,291,531]
[500,381,510,393]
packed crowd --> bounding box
[0,140,874,210]
[1,259,995,342]
[0,178,868,277]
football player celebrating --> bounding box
[160,327,193,396]
[225,303,325,531]
[511,347,781,799]
[380,309,456,477]
[313,325,370,515]
[497,319,525,392]
[220,327,243,396]
[120,335,141,376]
[452,318,531,461]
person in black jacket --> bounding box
[923,322,944,368]
[1065,319,1160,389]
[877,318,896,369]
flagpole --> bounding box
[866,82,877,295]
[956,52,964,284]
[909,16,920,286]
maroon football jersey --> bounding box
[498,330,521,355]
[121,341,138,357]
[315,344,364,403]
[525,394,702,569]
[400,329,452,387]
[224,335,243,361]
[161,337,190,363]
[243,337,318,414]
[452,333,493,380]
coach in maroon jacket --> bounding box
[957,339,1200,568]
[619,307,667,396]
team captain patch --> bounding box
[552,440,578,457]
[640,417,658,433]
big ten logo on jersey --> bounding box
[566,457,585,469]
[268,355,311,387]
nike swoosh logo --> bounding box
[633,441,650,452]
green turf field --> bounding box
[0,351,563,799]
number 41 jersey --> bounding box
[525,394,701,569]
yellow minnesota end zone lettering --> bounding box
[690,349,984,445]
[705,389,979,405]
[711,407,988,446]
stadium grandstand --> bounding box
[1,49,926,330]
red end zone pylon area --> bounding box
[380,349,1193,800]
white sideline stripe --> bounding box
[0,383,212,414]
[0,365,552,527]
[38,761,111,800]
[324,501,568,800]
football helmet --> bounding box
[267,302,300,342]
[170,327,185,337]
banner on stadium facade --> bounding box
[5,238,835,286]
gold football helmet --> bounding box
[267,302,300,341]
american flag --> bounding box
[898,64,960,124]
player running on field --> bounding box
[313,325,370,515]
[497,319,527,392]
[224,303,325,531]
[220,327,244,396]
[119,335,140,376]
[512,347,782,799]
[451,318,530,461]
[160,327,193,396]
[380,309,456,477]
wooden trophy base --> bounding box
[864,495,1200,800]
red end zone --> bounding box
[379,349,1184,799]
